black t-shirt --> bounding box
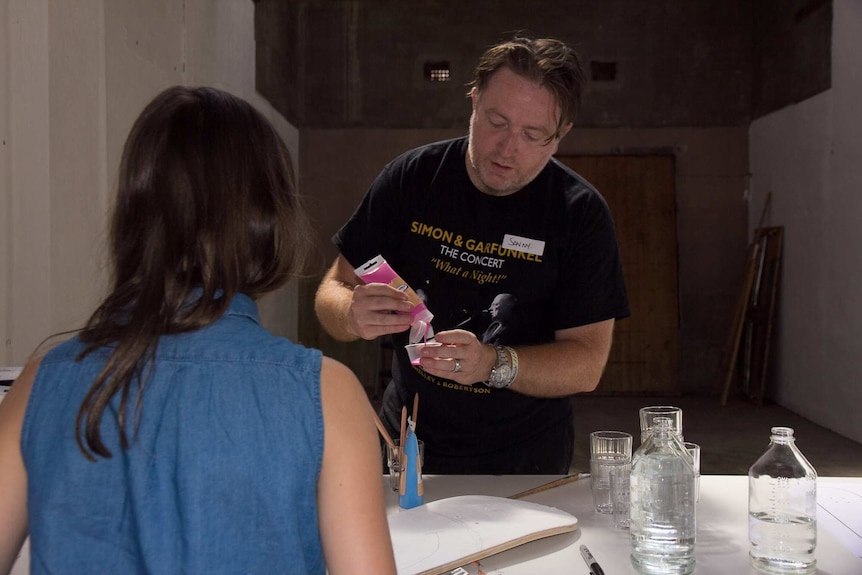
[334,137,630,471]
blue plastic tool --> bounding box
[399,422,424,509]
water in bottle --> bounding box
[749,426,817,574]
[629,417,696,575]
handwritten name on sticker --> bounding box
[503,234,545,257]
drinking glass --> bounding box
[386,439,425,492]
[684,441,701,501]
[639,405,683,443]
[590,430,633,514]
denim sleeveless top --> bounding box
[21,294,325,574]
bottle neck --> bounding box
[649,417,678,442]
[770,426,795,445]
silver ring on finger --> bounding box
[453,359,462,373]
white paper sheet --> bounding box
[388,495,577,575]
[819,482,862,558]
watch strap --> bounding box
[506,345,519,385]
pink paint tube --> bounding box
[355,255,434,343]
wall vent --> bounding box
[424,61,451,82]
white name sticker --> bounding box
[502,234,545,257]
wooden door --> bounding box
[557,155,679,394]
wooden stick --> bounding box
[371,409,396,450]
[721,239,760,406]
[399,406,407,466]
[720,191,772,406]
[507,474,585,500]
[411,393,419,430]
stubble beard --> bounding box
[466,133,520,197]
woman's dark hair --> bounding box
[75,86,312,459]
[468,35,584,141]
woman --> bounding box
[0,86,396,574]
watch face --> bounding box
[491,364,512,387]
[490,346,512,388]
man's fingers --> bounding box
[353,284,414,314]
[349,283,414,337]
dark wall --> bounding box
[257,0,755,128]
[256,0,832,129]
[752,0,832,119]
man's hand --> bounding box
[316,255,417,342]
[413,319,616,398]
[347,283,415,340]
[414,329,496,385]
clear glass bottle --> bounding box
[748,427,817,574]
[629,417,697,575]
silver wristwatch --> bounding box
[487,345,518,389]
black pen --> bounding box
[580,544,604,575]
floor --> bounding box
[571,394,862,477]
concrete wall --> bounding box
[0,0,299,367]
[749,0,862,443]
[256,0,756,129]
[752,0,832,118]
[257,0,832,131]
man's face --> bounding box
[489,296,504,318]
[466,67,572,197]
[489,294,514,319]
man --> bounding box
[315,36,629,474]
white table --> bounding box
[384,475,862,575]
[0,366,22,404]
[11,475,861,574]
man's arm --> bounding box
[509,319,614,396]
[416,318,615,398]
[314,255,415,342]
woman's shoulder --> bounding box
[319,356,360,386]
[319,357,366,413]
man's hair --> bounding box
[75,85,312,459]
[469,35,583,140]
